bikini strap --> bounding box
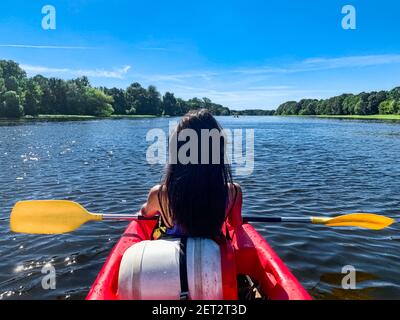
[224,183,238,222]
[157,184,173,229]
[223,183,239,241]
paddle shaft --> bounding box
[101,214,313,223]
[10,200,393,234]
[243,216,312,223]
[101,214,156,221]
[83,213,389,229]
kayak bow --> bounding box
[86,218,311,300]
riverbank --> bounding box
[316,114,400,121]
[0,114,158,122]
[3,114,400,123]
[38,114,157,120]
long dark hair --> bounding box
[159,109,233,237]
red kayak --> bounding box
[86,214,311,300]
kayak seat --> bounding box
[117,237,236,300]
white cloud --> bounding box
[137,46,170,51]
[235,54,400,75]
[136,72,217,83]
[0,44,90,49]
[131,53,400,108]
[302,54,400,68]
[172,85,338,109]
[20,64,131,79]
[134,54,400,83]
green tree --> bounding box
[342,95,359,115]
[65,77,92,115]
[147,85,162,115]
[0,60,27,96]
[84,88,114,116]
[162,92,178,116]
[24,79,42,116]
[47,78,68,114]
[316,99,335,115]
[275,101,298,115]
[187,97,204,110]
[214,105,230,115]
[328,95,346,115]
[0,77,5,102]
[32,75,54,114]
[298,99,318,115]
[379,100,396,114]
[66,82,84,114]
[126,102,137,115]
[202,97,212,110]
[367,91,387,115]
[396,101,400,114]
[354,93,370,115]
[4,76,19,92]
[233,109,275,116]
[202,98,230,115]
[103,87,127,114]
[74,76,90,88]
[1,91,23,118]
[177,98,190,115]
[389,87,400,100]
[125,83,148,114]
[0,60,26,81]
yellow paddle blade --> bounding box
[312,213,394,230]
[10,200,102,234]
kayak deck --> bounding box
[86,219,311,300]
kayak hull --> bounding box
[86,219,311,300]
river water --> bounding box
[0,116,399,300]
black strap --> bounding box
[179,237,189,300]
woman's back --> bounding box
[141,109,242,238]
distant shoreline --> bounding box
[315,114,400,121]
[2,114,400,123]
[273,114,400,121]
[0,114,158,121]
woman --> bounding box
[140,109,242,239]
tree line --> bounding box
[0,59,231,118]
[231,109,275,116]
[275,88,400,116]
[5,59,397,119]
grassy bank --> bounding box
[0,114,159,122]
[316,114,400,121]
[110,114,157,119]
[19,114,158,120]
[37,114,97,120]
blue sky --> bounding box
[0,0,400,109]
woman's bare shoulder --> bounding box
[228,182,242,193]
[149,184,162,192]
[227,183,242,202]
